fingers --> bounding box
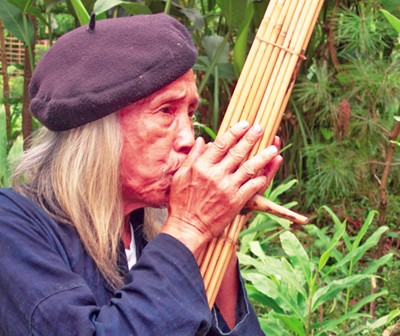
[264,154,283,186]
[272,135,281,151]
[201,121,250,164]
[220,125,264,172]
[233,146,279,185]
[178,137,206,170]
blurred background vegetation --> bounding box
[1,0,400,334]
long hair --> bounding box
[13,113,125,289]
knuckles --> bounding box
[242,163,257,178]
[228,146,247,161]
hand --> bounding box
[161,121,282,255]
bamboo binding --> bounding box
[200,0,325,308]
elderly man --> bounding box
[0,14,281,335]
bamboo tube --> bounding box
[253,0,320,153]
[241,0,301,124]
[206,215,248,305]
[269,1,325,141]
[218,0,283,134]
[201,0,325,308]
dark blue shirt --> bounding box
[0,188,264,335]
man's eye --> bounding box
[159,106,173,114]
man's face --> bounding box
[119,70,199,214]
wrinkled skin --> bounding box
[119,71,199,212]
[118,70,282,328]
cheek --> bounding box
[119,134,170,187]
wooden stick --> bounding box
[246,194,308,224]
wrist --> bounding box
[161,216,209,259]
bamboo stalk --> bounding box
[241,0,301,124]
[218,0,283,134]
[201,0,325,308]
[206,215,248,306]
[255,0,320,153]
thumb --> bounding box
[179,137,206,169]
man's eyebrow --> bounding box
[153,93,199,106]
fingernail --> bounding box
[264,146,278,155]
[252,124,263,134]
[237,120,249,129]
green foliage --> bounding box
[239,207,393,335]
[286,1,400,222]
[0,0,34,43]
[0,108,23,187]
[381,9,400,33]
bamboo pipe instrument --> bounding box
[200,0,325,308]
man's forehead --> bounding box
[138,72,199,106]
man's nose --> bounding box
[174,118,195,154]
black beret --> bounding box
[29,14,198,131]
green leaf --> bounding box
[6,0,33,12]
[349,290,388,314]
[237,251,264,270]
[70,0,90,25]
[264,213,292,229]
[280,231,312,284]
[271,313,306,336]
[312,274,372,311]
[0,110,7,180]
[245,284,284,313]
[387,309,400,324]
[244,272,305,321]
[381,9,400,33]
[217,0,247,29]
[26,5,47,25]
[328,226,388,271]
[268,179,298,201]
[313,312,370,333]
[259,316,292,336]
[239,213,278,237]
[193,121,216,140]
[0,0,33,43]
[305,224,344,272]
[243,248,309,301]
[233,1,253,77]
[93,0,151,15]
[352,210,377,250]
[318,220,346,271]
[181,7,204,31]
[362,253,393,275]
[321,205,352,250]
[202,35,230,64]
[3,135,23,187]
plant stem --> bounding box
[47,13,54,46]
[344,260,354,314]
[306,275,316,335]
[22,14,34,73]
[164,0,172,14]
[197,33,229,95]
[212,66,219,132]
[0,21,11,140]
[377,117,400,256]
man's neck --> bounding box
[122,216,132,249]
